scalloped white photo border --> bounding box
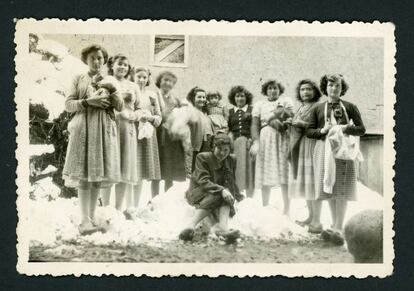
[14,18,396,278]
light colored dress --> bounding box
[136,88,162,180]
[207,103,228,134]
[115,79,141,184]
[253,97,293,189]
[62,73,123,188]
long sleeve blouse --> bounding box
[306,99,366,139]
[65,73,123,113]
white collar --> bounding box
[235,104,248,112]
[159,89,171,99]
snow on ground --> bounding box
[29,144,55,157]
[28,179,383,247]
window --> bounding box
[150,35,188,67]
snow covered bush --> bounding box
[28,34,87,198]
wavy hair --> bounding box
[320,74,349,97]
[107,54,131,78]
[261,79,285,96]
[228,85,253,106]
[155,70,177,88]
[295,79,322,102]
[80,44,109,65]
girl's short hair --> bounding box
[186,86,207,111]
[155,70,177,88]
[296,79,322,102]
[107,54,131,78]
[81,44,109,65]
[261,79,285,96]
[206,91,222,102]
[320,74,349,96]
[130,67,151,86]
[228,86,254,106]
[212,133,233,151]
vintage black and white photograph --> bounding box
[15,19,395,277]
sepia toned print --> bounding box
[15,19,395,277]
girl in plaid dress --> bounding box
[62,45,123,235]
[131,67,162,206]
[306,74,365,245]
[287,79,322,233]
[250,80,293,215]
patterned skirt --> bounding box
[288,136,317,200]
[117,119,139,184]
[137,125,161,181]
[255,126,289,188]
[156,126,186,181]
[62,109,121,188]
[233,136,255,192]
[313,139,357,201]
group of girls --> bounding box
[63,44,365,245]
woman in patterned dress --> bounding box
[288,79,322,233]
[306,74,365,244]
[131,67,162,206]
[100,54,141,211]
[250,80,293,215]
[62,45,123,234]
[151,71,187,197]
[227,86,255,197]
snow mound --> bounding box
[230,198,308,239]
[30,177,61,201]
[29,182,313,247]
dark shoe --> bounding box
[215,229,241,244]
[321,229,345,246]
[179,228,195,241]
[330,231,345,246]
[79,221,101,236]
[321,229,334,242]
[308,224,323,234]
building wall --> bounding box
[359,135,384,195]
[45,34,384,133]
[43,33,385,194]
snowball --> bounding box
[344,209,383,263]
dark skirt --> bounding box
[186,186,236,217]
[191,137,213,173]
[156,126,186,181]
